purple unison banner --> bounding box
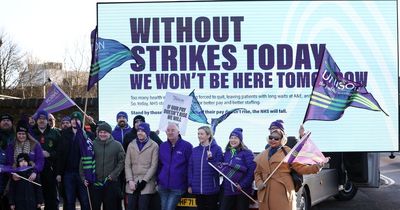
[35,83,76,114]
[304,49,387,122]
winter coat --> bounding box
[31,125,61,170]
[221,147,256,196]
[254,146,320,210]
[56,127,89,176]
[158,138,192,191]
[188,139,223,195]
[5,140,45,173]
[123,129,162,151]
[8,169,43,210]
[125,138,159,194]
[92,136,125,183]
[0,129,14,151]
[0,129,13,194]
[112,125,132,145]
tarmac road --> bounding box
[311,153,400,210]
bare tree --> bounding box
[62,38,95,98]
[16,54,44,98]
[0,32,24,92]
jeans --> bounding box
[158,187,185,210]
[63,172,90,210]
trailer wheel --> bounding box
[334,181,358,201]
[296,187,311,210]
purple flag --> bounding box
[303,49,387,122]
[76,125,96,184]
[283,132,328,165]
[35,83,76,115]
[211,162,247,183]
[0,165,33,174]
[87,27,136,90]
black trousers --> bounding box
[127,193,152,210]
[195,194,219,210]
[41,166,59,210]
[90,181,121,210]
[219,194,249,210]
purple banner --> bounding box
[35,83,76,114]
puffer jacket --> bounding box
[188,139,223,195]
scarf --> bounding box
[14,141,31,166]
[268,146,282,160]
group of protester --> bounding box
[0,110,324,210]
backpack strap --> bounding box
[280,147,292,167]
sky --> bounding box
[0,0,399,71]
[0,0,101,64]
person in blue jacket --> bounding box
[157,123,193,210]
[219,128,256,210]
[188,126,223,210]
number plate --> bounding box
[177,198,197,207]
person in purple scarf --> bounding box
[125,122,159,210]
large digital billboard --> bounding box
[98,0,398,152]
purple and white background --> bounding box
[98,0,398,152]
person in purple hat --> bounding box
[125,122,159,210]
[254,127,322,210]
[31,109,61,210]
[6,119,44,175]
[60,116,72,131]
[112,111,132,145]
[8,153,44,210]
[219,128,256,210]
[56,111,90,210]
[0,113,14,209]
[123,115,162,151]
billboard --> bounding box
[97,0,398,152]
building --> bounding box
[18,62,64,87]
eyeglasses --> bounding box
[268,135,281,141]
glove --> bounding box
[136,180,147,192]
[257,182,266,190]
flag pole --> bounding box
[208,162,258,204]
[11,173,41,186]
[302,50,327,124]
[83,92,89,126]
[75,103,96,125]
[86,185,93,210]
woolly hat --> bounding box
[16,120,29,133]
[61,116,71,122]
[71,111,83,123]
[0,113,13,122]
[230,128,243,142]
[116,111,128,121]
[35,110,48,121]
[133,115,145,123]
[269,120,284,131]
[17,153,30,163]
[137,122,151,137]
[97,122,112,134]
